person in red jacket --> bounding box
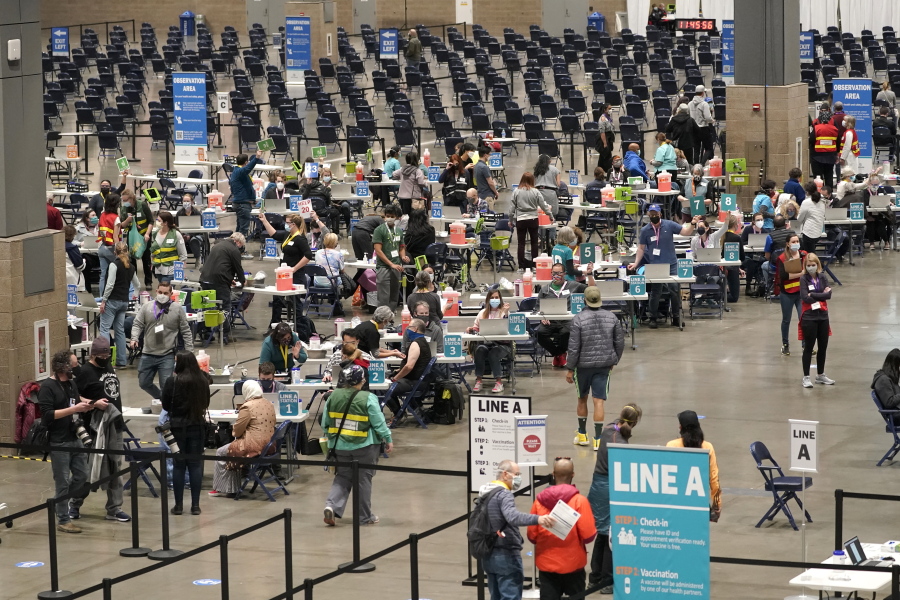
[527,458,597,600]
[47,196,64,230]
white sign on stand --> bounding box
[790,419,818,472]
[469,395,531,492]
[515,415,547,467]
[216,92,229,114]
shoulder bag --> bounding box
[324,390,363,469]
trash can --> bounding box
[180,11,196,37]
[588,12,606,34]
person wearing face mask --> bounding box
[257,362,287,393]
[666,103,702,164]
[229,150,264,241]
[300,161,341,232]
[810,111,838,189]
[406,271,444,325]
[689,215,727,253]
[782,168,806,203]
[383,318,434,417]
[199,233,248,340]
[719,214,746,303]
[118,189,155,289]
[479,459,556,600]
[795,188,828,254]
[629,205,696,329]
[148,211,187,284]
[259,214,314,325]
[776,195,801,222]
[752,180,778,230]
[551,227,582,282]
[74,210,101,293]
[467,289,511,393]
[586,404,642,594]
[100,242,142,369]
[129,280,194,399]
[538,263,596,368]
[259,322,308,373]
[97,194,122,298]
[88,171,128,218]
[355,306,406,359]
[176,193,204,262]
[263,172,289,204]
[774,234,806,356]
[622,143,649,181]
[307,211,332,249]
[373,203,405,310]
[677,164,711,223]
[740,212,772,296]
[838,114,860,173]
[798,253,835,388]
[606,155,627,185]
[322,328,374,383]
[403,301,444,354]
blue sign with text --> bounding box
[368,360,385,384]
[800,31,814,63]
[489,153,503,168]
[356,180,369,197]
[201,210,217,229]
[428,166,441,182]
[67,284,78,306]
[52,27,69,57]
[629,275,646,296]
[380,29,399,60]
[609,445,710,600]
[723,242,739,262]
[444,334,462,358]
[265,238,278,258]
[431,200,443,219]
[173,261,184,282]
[172,73,207,158]
[289,195,301,211]
[677,259,694,279]
[285,17,312,77]
[849,202,864,220]
[570,293,584,314]
[569,170,579,186]
[721,21,734,80]
[833,78,873,160]
[508,313,527,335]
[278,391,300,416]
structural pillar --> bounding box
[726,0,808,207]
[0,0,68,442]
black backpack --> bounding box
[23,420,49,456]
[468,487,503,559]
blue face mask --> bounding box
[489,299,501,308]
[407,330,425,341]
[123,202,131,208]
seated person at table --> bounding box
[175,194,204,261]
[623,144,648,181]
[406,270,443,325]
[402,209,435,264]
[263,172,290,205]
[552,227,581,281]
[384,318,434,415]
[873,348,900,423]
[403,301,445,354]
[776,196,800,221]
[300,164,340,232]
[537,262,596,368]
[323,328,374,383]
[257,362,287,393]
[259,322,308,373]
[678,164,712,222]
[355,305,405,359]
[307,212,332,250]
[740,212,771,295]
[689,215,728,253]
[584,167,607,196]
[314,233,345,305]
[607,156,627,185]
[462,188,488,217]
[466,289,511,394]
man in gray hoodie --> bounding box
[479,460,555,600]
[129,280,194,400]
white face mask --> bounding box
[806,265,817,274]
[182,202,191,211]
[156,293,170,304]
[276,182,285,190]
[754,220,764,228]
[790,243,800,251]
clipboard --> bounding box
[784,257,803,274]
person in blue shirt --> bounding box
[752,180,778,230]
[229,149,263,243]
[623,144,649,181]
[552,227,579,281]
[782,168,806,203]
[628,204,697,328]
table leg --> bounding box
[282,423,296,484]
[510,342,517,394]
[629,301,637,350]
[80,135,93,176]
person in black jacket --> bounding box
[873,349,900,423]
[199,233,247,338]
[799,254,834,388]
[258,214,313,326]
[160,350,211,515]
[401,209,435,264]
[350,214,384,260]
[665,104,703,165]
[300,168,340,232]
[88,172,128,219]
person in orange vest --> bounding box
[97,193,122,298]
[810,112,838,188]
[838,114,860,174]
[775,233,807,356]
[527,458,597,600]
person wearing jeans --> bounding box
[509,172,552,269]
[798,254,835,388]
[775,235,806,356]
[99,243,140,368]
[228,150,263,241]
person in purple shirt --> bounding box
[629,204,696,328]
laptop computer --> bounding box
[643,263,671,279]
[694,247,722,263]
[477,318,510,336]
[597,280,625,299]
[445,318,469,333]
[539,297,570,315]
[80,236,100,251]
[843,536,894,567]
[870,194,893,209]
[747,233,769,248]
[76,293,99,308]
[205,152,222,163]
[128,166,146,177]
[179,215,202,229]
[825,207,847,221]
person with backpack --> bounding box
[476,460,556,600]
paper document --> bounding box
[544,499,581,540]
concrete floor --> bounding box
[11,24,900,600]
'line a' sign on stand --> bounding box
[789,419,818,472]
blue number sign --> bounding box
[677,258,694,279]
[265,238,278,258]
[289,195,301,211]
[356,180,369,197]
[201,210,217,229]
[489,153,503,168]
[428,166,441,182]
[431,200,443,219]
[173,261,184,282]
[570,293,585,314]
[508,313,527,335]
[444,334,462,358]
[368,360,385,384]
[278,391,300,416]
[629,275,646,296]
[569,170,579,186]
[67,284,78,306]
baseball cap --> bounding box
[695,85,706,93]
[647,204,662,213]
[91,336,110,356]
[338,363,366,388]
[584,286,602,308]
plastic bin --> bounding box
[180,11,196,37]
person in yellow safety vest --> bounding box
[322,364,393,527]
[148,211,187,284]
[119,189,155,289]
[810,112,839,189]
[839,114,861,174]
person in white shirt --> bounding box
[796,191,826,253]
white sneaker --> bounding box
[816,374,835,385]
[802,376,813,388]
[491,381,504,393]
[472,380,482,392]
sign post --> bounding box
[721,20,734,84]
[787,419,818,600]
[285,17,312,84]
[52,27,69,58]
[379,29,399,60]
[833,79,874,171]
[800,31,814,64]
[172,73,207,161]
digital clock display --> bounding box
[676,19,716,31]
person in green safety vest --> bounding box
[148,211,187,284]
[119,188,155,289]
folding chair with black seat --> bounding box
[872,391,900,466]
[122,426,163,498]
[386,357,437,428]
[300,264,341,318]
[689,264,724,319]
[749,441,813,530]
[234,421,291,502]
[818,229,845,285]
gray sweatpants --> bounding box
[376,265,400,310]
[325,443,381,523]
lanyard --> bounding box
[282,231,299,250]
[280,344,289,369]
[652,223,662,247]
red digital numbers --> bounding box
[676,19,715,31]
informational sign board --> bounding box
[569,170,579,186]
[800,31,814,63]
[278,391,300,416]
[379,28,399,60]
[508,312,526,335]
[719,193,737,212]
[677,258,694,279]
[723,242,739,262]
[469,395,532,491]
[428,166,441,182]
[311,146,327,160]
[303,162,319,179]
[515,415,547,467]
[285,17,311,83]
[172,73,207,161]
[430,200,443,219]
[609,444,711,600]
[52,27,69,57]
[289,195,301,212]
[849,202,864,220]
[570,293,584,314]
[689,195,705,216]
[580,243,596,264]
[489,153,503,169]
[116,157,129,173]
[629,275,646,296]
[173,261,185,282]
[356,180,369,197]
[216,92,229,114]
[444,334,462,357]
[257,138,275,152]
[833,79,873,170]
[368,360,385,384]
[201,210,217,229]
[298,198,313,216]
[721,20,734,83]
[789,419,818,472]
[265,238,278,258]
[67,284,78,306]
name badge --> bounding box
[155,324,165,333]
[287,241,294,246]
[391,250,400,257]
[167,240,175,245]
[652,248,661,256]
[650,236,658,242]
[561,289,570,296]
[808,285,815,290]
[811,302,821,310]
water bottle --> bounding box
[829,550,850,580]
[618,265,627,281]
[363,253,369,264]
[441,320,449,334]
[686,249,692,263]
[502,129,507,139]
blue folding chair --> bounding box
[234,421,292,502]
[750,441,813,530]
[872,391,900,466]
[386,357,437,429]
[122,425,162,498]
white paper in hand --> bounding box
[544,499,581,540]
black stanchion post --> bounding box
[130,121,140,162]
[38,499,72,599]
[834,488,844,550]
[893,563,899,600]
[569,132,575,169]
[165,137,171,170]
[476,558,486,600]
[220,535,230,600]
[417,127,422,157]
[583,143,588,175]
[304,578,314,600]
[409,533,419,600]
[148,452,183,560]
[215,114,225,148]
[102,578,112,600]
[338,460,375,573]
[120,462,151,557]
[284,509,293,600]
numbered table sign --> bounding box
[720,193,737,212]
[201,211,217,229]
[570,293,585,314]
[615,186,632,202]
[629,275,646,296]
[278,391,300,417]
[289,195,302,211]
[569,170,579,186]
[689,195,705,216]
[431,200,443,219]
[428,166,441,182]
[67,284,78,306]
[849,202,864,220]
[894,193,900,207]
[356,180,369,197]
[350,218,360,232]
[489,152,503,168]
[368,360,385,384]
[173,261,185,282]
[677,258,694,279]
[444,334,462,358]
[257,138,276,152]
[579,242,596,264]
[723,242,740,262]
[303,162,319,179]
[508,312,527,335]
[265,238,278,258]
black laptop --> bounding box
[843,536,894,567]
